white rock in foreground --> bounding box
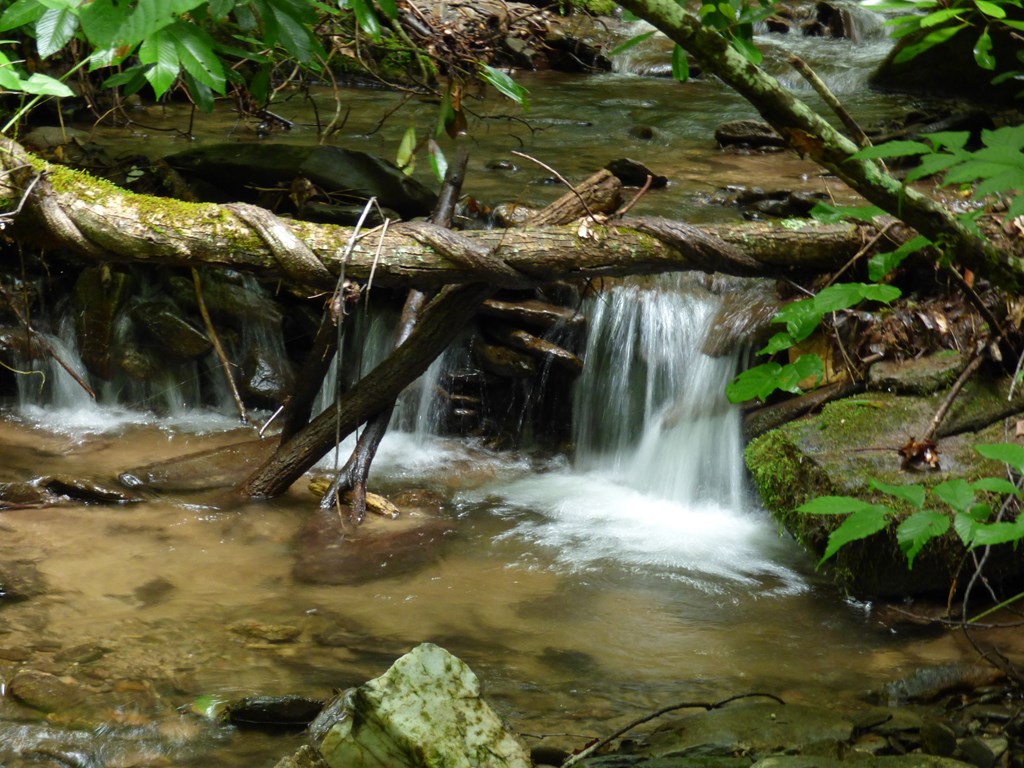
[276,643,532,768]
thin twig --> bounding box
[788,54,874,151]
[192,267,249,425]
[560,693,785,768]
[822,221,897,289]
[511,150,598,222]
[615,174,654,217]
[923,340,988,442]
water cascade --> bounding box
[463,276,805,594]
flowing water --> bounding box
[0,14,982,766]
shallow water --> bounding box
[0,384,975,765]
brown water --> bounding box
[0,413,974,766]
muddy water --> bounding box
[0,415,975,766]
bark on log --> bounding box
[0,138,868,291]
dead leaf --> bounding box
[899,436,941,471]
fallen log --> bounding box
[0,137,869,291]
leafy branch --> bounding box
[797,443,1024,568]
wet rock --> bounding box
[753,756,975,768]
[714,120,787,149]
[8,669,87,712]
[292,513,454,586]
[276,643,531,768]
[133,576,176,607]
[868,352,966,395]
[225,695,324,729]
[168,273,283,328]
[240,344,294,405]
[605,158,669,188]
[0,560,46,604]
[956,736,996,768]
[628,125,658,141]
[920,720,958,757]
[642,703,853,759]
[166,143,437,219]
[130,300,211,361]
[52,643,109,665]
[870,24,1024,104]
[73,266,133,380]
[745,383,1024,596]
[119,438,277,491]
[228,619,302,644]
[880,664,1005,706]
[33,475,141,504]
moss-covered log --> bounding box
[0,137,871,290]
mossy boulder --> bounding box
[745,376,1024,597]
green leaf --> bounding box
[78,0,122,48]
[115,0,207,51]
[797,495,871,515]
[348,0,380,38]
[982,124,1024,151]
[972,477,1021,496]
[933,478,975,513]
[19,70,74,96]
[480,64,529,109]
[758,331,795,355]
[0,0,46,33]
[820,506,892,565]
[971,518,1024,547]
[954,506,990,545]
[973,28,995,70]
[139,27,179,99]
[726,361,783,403]
[190,694,229,720]
[609,30,657,55]
[774,353,823,394]
[267,0,323,62]
[893,23,965,63]
[808,202,886,223]
[870,480,926,509]
[671,44,689,82]
[921,130,971,151]
[182,70,215,111]
[974,168,1024,200]
[729,32,762,65]
[167,20,225,93]
[427,138,447,183]
[36,6,79,59]
[396,125,416,174]
[976,443,1024,474]
[851,140,931,160]
[867,234,931,281]
[974,0,1007,17]
[904,152,964,183]
[375,0,398,19]
[920,7,965,27]
[812,282,900,313]
[897,510,950,567]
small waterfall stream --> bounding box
[458,276,804,594]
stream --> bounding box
[0,11,987,767]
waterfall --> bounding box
[573,276,746,510]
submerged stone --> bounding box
[276,643,531,768]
